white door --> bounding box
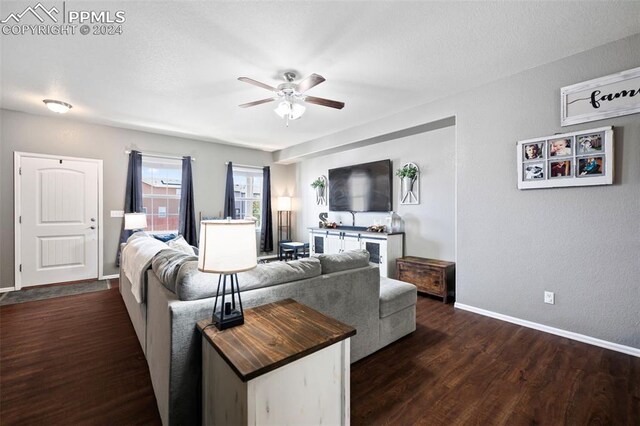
[18,155,99,287]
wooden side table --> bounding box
[197,299,356,425]
[396,256,456,303]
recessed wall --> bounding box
[295,125,456,262]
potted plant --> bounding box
[396,164,418,193]
[310,177,325,190]
[311,177,326,204]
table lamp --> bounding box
[198,220,257,330]
[124,213,147,231]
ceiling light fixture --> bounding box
[238,72,344,126]
[274,97,306,126]
[43,99,73,113]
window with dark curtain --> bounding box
[116,150,142,266]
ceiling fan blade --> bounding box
[238,77,278,92]
[239,98,276,108]
[297,73,326,93]
[304,95,345,110]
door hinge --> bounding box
[19,216,21,224]
[19,264,22,272]
[19,167,22,175]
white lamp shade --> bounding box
[124,213,147,230]
[198,220,257,274]
[277,196,292,211]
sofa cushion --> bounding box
[174,257,322,301]
[239,257,321,292]
[379,277,417,318]
[167,235,196,256]
[317,250,370,274]
[152,249,198,293]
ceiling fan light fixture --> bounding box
[43,99,73,113]
[274,100,305,120]
[274,101,291,119]
[290,101,305,120]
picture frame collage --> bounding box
[517,126,613,189]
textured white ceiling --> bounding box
[1,1,639,151]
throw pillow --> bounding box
[152,233,178,242]
[168,235,196,256]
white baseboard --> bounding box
[454,302,640,358]
[100,274,119,280]
[0,286,16,293]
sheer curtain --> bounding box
[179,156,197,246]
[116,150,142,266]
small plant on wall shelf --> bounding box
[395,164,418,180]
[311,176,327,205]
[310,177,325,189]
[397,163,420,205]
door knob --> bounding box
[90,218,96,222]
[89,226,96,230]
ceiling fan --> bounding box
[238,72,345,125]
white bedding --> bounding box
[121,236,168,303]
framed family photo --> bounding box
[517,126,613,189]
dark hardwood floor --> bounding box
[1,282,638,425]
[0,280,161,425]
[352,296,640,425]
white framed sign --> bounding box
[517,126,613,190]
[561,67,640,126]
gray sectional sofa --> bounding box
[120,239,417,426]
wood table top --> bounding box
[397,256,455,268]
[197,299,356,382]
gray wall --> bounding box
[295,125,456,262]
[280,33,640,349]
[0,110,293,288]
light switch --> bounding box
[111,210,124,218]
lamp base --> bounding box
[212,309,244,330]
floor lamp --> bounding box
[277,196,292,244]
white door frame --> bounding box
[14,152,105,290]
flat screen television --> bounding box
[329,159,392,212]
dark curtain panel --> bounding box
[116,150,143,266]
[260,166,274,252]
[223,162,236,218]
[179,156,198,246]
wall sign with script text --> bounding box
[561,67,640,126]
[517,126,613,190]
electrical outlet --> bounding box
[544,291,555,305]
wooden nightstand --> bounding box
[396,257,455,303]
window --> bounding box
[142,157,182,233]
[233,167,262,228]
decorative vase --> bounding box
[386,211,403,233]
